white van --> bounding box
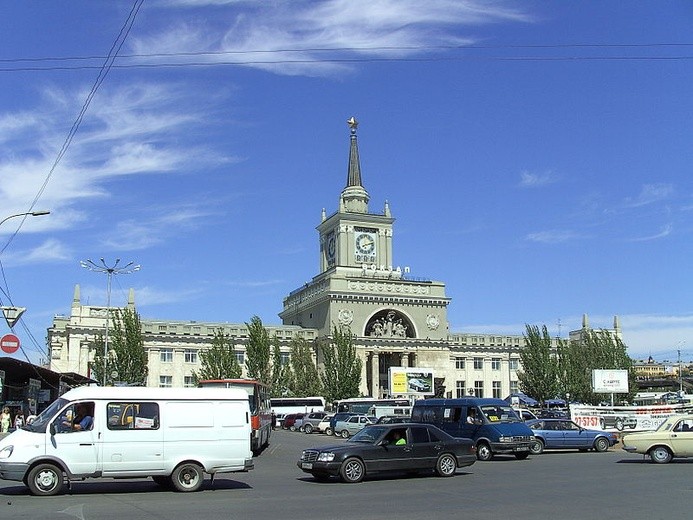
[0,386,254,496]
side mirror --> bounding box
[49,423,56,436]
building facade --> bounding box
[47,118,622,399]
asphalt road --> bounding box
[0,429,689,520]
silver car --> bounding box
[334,414,377,438]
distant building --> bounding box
[47,118,623,399]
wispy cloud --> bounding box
[525,230,587,244]
[519,170,556,188]
[134,1,534,76]
[627,223,673,242]
[0,239,72,267]
[621,183,673,209]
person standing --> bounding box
[1,407,11,433]
[14,412,25,430]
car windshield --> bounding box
[348,425,388,444]
[479,404,521,423]
[23,397,69,433]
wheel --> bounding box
[290,425,297,431]
[340,429,350,439]
[615,418,624,431]
[476,442,493,461]
[530,440,544,455]
[515,452,530,460]
[649,446,673,464]
[340,457,365,483]
[152,475,172,488]
[304,423,313,434]
[170,462,204,492]
[594,437,610,452]
[325,427,333,436]
[27,463,65,496]
[311,472,331,482]
[435,453,457,477]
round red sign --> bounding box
[1,333,20,354]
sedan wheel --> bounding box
[340,429,350,438]
[435,453,457,477]
[304,424,313,434]
[325,427,333,436]
[340,457,365,483]
[650,446,673,464]
[594,437,609,452]
[529,440,544,455]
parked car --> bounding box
[376,415,410,424]
[282,413,304,431]
[527,419,618,454]
[292,413,306,432]
[622,415,693,463]
[313,414,334,434]
[334,414,377,438]
[297,423,476,483]
[301,411,329,433]
[515,409,538,422]
[327,412,357,436]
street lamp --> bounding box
[0,210,51,229]
[80,258,140,385]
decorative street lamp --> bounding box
[80,258,140,385]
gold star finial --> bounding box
[347,116,358,133]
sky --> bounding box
[1,0,692,365]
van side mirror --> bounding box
[49,423,56,436]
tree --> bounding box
[289,336,323,397]
[193,328,242,384]
[320,325,362,403]
[90,307,148,386]
[271,342,293,397]
[517,324,561,402]
[245,315,272,383]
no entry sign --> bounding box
[1,333,20,354]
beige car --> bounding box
[622,415,693,463]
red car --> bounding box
[282,413,305,431]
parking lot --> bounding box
[0,428,690,520]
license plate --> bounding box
[515,446,529,452]
[301,462,313,469]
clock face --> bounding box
[327,235,336,259]
[355,233,376,255]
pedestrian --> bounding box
[271,411,277,430]
[0,407,11,433]
[14,412,25,430]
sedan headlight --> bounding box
[0,445,14,459]
[318,452,336,462]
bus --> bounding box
[198,379,272,453]
[269,396,325,426]
[333,397,410,414]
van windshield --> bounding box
[479,404,521,423]
[24,397,69,433]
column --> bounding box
[401,352,409,368]
[360,351,369,396]
[371,352,380,398]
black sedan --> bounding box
[297,423,476,483]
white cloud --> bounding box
[0,239,72,267]
[627,223,673,242]
[525,230,586,243]
[519,170,556,188]
[622,183,673,209]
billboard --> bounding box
[592,369,629,393]
[389,367,435,396]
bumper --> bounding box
[490,442,532,454]
[622,445,638,453]
[0,461,30,482]
[297,460,342,476]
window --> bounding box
[473,357,483,370]
[184,349,197,363]
[491,358,501,370]
[158,325,167,332]
[280,352,291,366]
[455,358,465,369]
[474,381,484,398]
[492,381,502,398]
[456,380,466,398]
[235,350,245,364]
[107,402,159,430]
[159,376,172,388]
[510,381,519,393]
[184,376,195,388]
[509,359,519,371]
[160,349,173,363]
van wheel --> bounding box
[340,457,365,483]
[340,429,350,438]
[304,424,313,434]
[435,453,457,477]
[476,442,493,461]
[27,463,65,496]
[171,462,204,492]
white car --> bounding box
[622,415,693,463]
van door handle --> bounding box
[79,443,94,446]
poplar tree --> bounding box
[320,325,362,403]
[193,328,242,383]
[245,315,272,383]
[517,324,560,402]
[92,307,148,386]
[289,336,323,397]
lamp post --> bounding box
[0,210,51,230]
[80,258,140,385]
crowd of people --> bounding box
[1,406,34,433]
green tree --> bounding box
[245,315,272,383]
[517,324,561,402]
[271,342,293,397]
[289,336,323,397]
[91,307,148,386]
[320,325,362,403]
[193,328,242,383]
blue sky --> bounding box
[1,1,692,364]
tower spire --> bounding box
[340,116,370,213]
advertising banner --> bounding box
[592,369,629,393]
[389,367,434,396]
